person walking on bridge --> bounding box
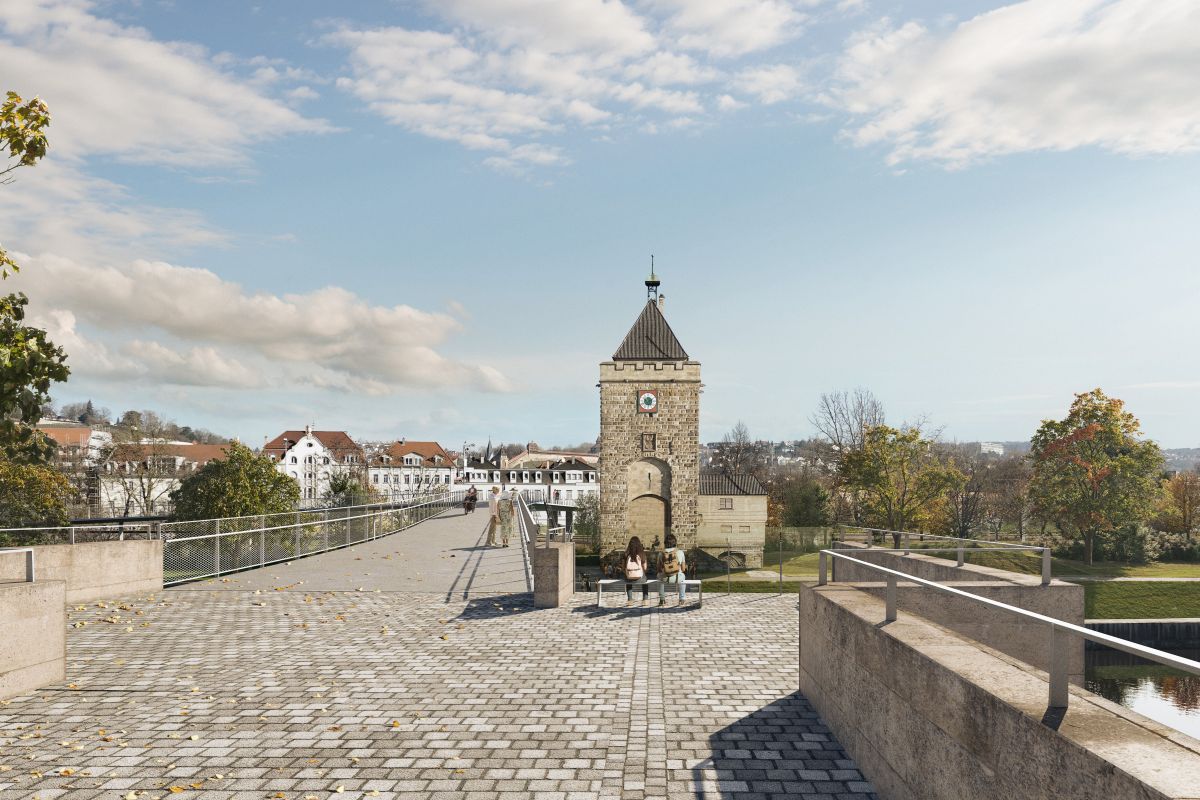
[498,486,514,547]
[486,486,501,546]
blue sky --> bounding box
[3,0,1199,448]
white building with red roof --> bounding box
[367,440,456,501]
[263,425,365,502]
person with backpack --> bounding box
[656,532,687,606]
[623,535,649,604]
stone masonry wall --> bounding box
[599,360,701,556]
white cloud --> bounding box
[717,93,747,111]
[647,0,810,57]
[831,0,1200,166]
[0,0,332,168]
[433,0,655,56]
[16,254,513,395]
[325,1,821,171]
[734,63,803,104]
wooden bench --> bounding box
[596,577,703,607]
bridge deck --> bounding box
[176,507,530,598]
[0,510,876,800]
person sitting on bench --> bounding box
[656,532,687,606]
[623,536,649,604]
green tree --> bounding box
[1,91,51,278]
[840,424,964,539]
[1,293,70,463]
[1029,389,1163,564]
[1,89,66,464]
[323,471,377,507]
[775,476,830,527]
[0,459,70,530]
[170,442,299,520]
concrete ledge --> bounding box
[832,542,1045,584]
[0,580,66,700]
[0,540,162,604]
[800,582,1200,800]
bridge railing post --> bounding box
[1041,548,1052,586]
[885,574,897,622]
[1049,625,1069,710]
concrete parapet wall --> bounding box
[856,580,1085,683]
[0,581,65,701]
[0,540,162,604]
[831,543,1039,584]
[800,583,1200,800]
[829,543,1086,682]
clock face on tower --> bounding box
[637,390,658,413]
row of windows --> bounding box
[284,454,360,464]
[719,525,753,534]
[464,470,596,483]
[371,473,451,485]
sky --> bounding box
[3,0,1200,449]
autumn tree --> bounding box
[0,459,71,530]
[1,91,50,278]
[170,443,299,520]
[840,424,964,540]
[1028,389,1163,564]
[1158,471,1200,542]
[0,89,67,464]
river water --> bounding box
[1085,647,1200,739]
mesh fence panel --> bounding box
[162,492,462,585]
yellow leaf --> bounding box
[335,786,345,793]
[59,768,75,776]
[168,788,185,794]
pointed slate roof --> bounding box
[613,300,689,361]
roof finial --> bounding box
[645,254,660,301]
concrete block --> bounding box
[0,540,162,604]
[533,543,573,608]
[0,580,66,700]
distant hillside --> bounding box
[1163,449,1200,472]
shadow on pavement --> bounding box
[454,594,537,620]
[700,691,878,799]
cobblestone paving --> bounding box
[1,516,874,800]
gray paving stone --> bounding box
[0,510,874,799]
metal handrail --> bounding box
[162,493,453,531]
[0,547,36,582]
[163,492,463,586]
[838,525,1044,550]
[514,494,535,591]
[817,549,1200,710]
[162,500,443,543]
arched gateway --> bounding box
[598,270,700,556]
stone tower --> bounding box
[598,273,701,556]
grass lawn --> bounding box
[1085,582,1200,619]
[761,550,822,575]
[698,578,801,593]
